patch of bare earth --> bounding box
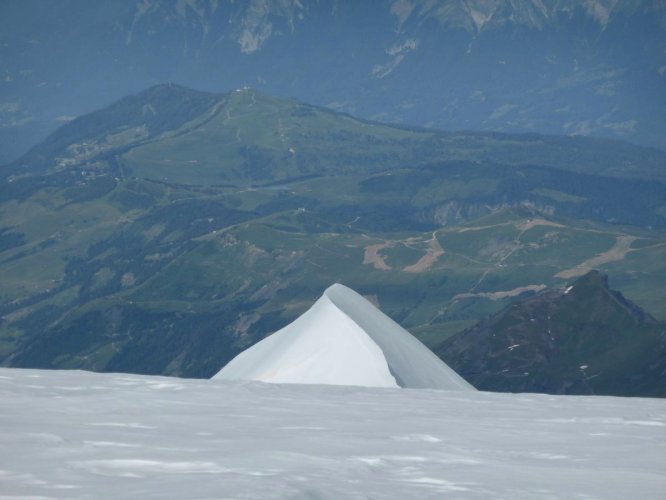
[454,284,547,301]
[234,313,260,336]
[363,243,392,270]
[404,233,445,273]
[555,235,636,279]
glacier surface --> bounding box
[1,368,665,499]
[215,283,474,390]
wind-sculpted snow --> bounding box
[215,284,474,390]
[1,368,665,499]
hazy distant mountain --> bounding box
[1,0,664,163]
[437,270,666,397]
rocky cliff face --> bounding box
[436,270,666,397]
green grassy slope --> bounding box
[1,84,665,383]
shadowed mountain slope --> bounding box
[437,271,666,397]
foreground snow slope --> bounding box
[215,283,474,390]
[1,368,665,499]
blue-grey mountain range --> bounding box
[1,0,665,164]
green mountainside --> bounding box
[1,85,665,384]
[437,271,666,397]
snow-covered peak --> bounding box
[214,284,474,391]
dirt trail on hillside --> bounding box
[363,233,446,273]
[458,222,512,233]
[404,233,445,273]
[457,218,564,234]
[363,243,392,270]
[555,235,636,279]
[454,284,547,301]
[516,219,565,231]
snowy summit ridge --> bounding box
[215,284,474,390]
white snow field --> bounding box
[215,284,474,390]
[1,368,665,499]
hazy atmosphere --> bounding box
[2,0,665,164]
[1,1,665,498]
